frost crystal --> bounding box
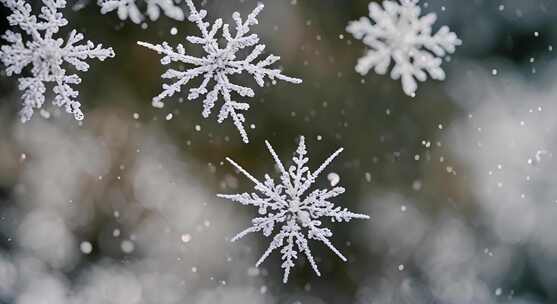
[346,0,461,97]
[137,0,302,143]
[0,0,115,122]
[98,0,185,24]
[218,136,369,283]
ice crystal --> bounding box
[218,136,370,283]
[137,0,302,143]
[98,0,185,24]
[0,0,115,122]
[346,0,461,97]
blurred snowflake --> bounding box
[218,136,369,283]
[347,0,461,97]
[0,0,115,122]
[138,0,302,143]
[98,0,185,24]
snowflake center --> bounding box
[288,199,312,225]
[38,45,63,66]
[209,49,234,70]
[390,21,415,51]
[288,199,301,213]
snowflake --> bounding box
[346,0,461,97]
[0,0,115,122]
[218,136,370,283]
[137,0,302,143]
[98,0,185,24]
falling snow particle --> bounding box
[365,172,372,182]
[80,241,93,254]
[327,172,340,186]
[181,234,192,243]
[121,240,135,253]
[412,180,422,191]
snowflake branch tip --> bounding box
[139,0,302,143]
[219,137,369,283]
[98,0,185,24]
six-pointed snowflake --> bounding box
[218,136,370,283]
[98,0,185,24]
[346,0,461,97]
[0,0,115,122]
[137,0,302,143]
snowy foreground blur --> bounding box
[0,61,556,303]
[357,66,557,304]
[0,114,271,303]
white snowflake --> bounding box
[0,0,115,122]
[346,0,461,97]
[98,0,185,24]
[218,136,370,283]
[137,0,302,143]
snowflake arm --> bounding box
[346,0,461,97]
[218,136,370,283]
[98,0,185,24]
[220,156,290,210]
[137,0,302,143]
[0,0,115,122]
